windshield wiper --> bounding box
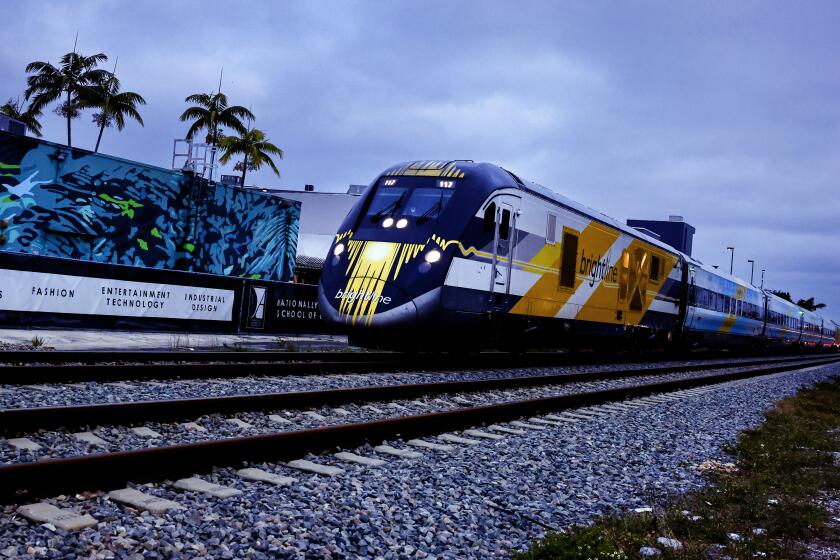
[416,199,443,224]
[371,192,406,222]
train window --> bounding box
[402,188,455,220]
[483,203,496,234]
[500,209,511,240]
[650,256,661,282]
[546,213,557,244]
[559,231,578,289]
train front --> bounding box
[318,161,483,348]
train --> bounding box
[318,160,838,351]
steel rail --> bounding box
[0,350,395,365]
[0,355,832,434]
[0,350,830,385]
[0,356,837,503]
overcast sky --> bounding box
[3,1,838,314]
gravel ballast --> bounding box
[0,362,817,465]
[0,362,836,558]
[0,355,810,410]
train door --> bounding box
[617,245,649,324]
[489,199,517,309]
[679,261,695,332]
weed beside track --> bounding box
[514,376,840,559]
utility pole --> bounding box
[726,247,734,275]
[747,259,755,285]
[760,269,765,289]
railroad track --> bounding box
[0,348,833,384]
[0,354,830,434]
[1,355,836,505]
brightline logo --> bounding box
[335,289,392,305]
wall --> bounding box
[0,131,299,281]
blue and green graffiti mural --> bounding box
[0,131,299,281]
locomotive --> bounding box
[318,160,837,351]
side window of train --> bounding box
[483,203,496,234]
[650,255,661,283]
[559,230,579,289]
[546,213,557,244]
[499,208,511,240]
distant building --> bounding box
[627,215,695,256]
[0,114,25,136]
[219,174,243,186]
[255,184,365,284]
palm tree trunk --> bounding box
[66,90,72,148]
[209,122,218,181]
[94,121,105,152]
[241,153,248,186]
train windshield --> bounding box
[366,177,456,224]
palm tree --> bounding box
[0,97,43,137]
[218,128,283,186]
[81,72,146,152]
[179,91,254,180]
[24,51,109,148]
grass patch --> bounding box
[514,376,840,559]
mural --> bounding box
[0,132,299,281]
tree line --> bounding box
[0,48,282,186]
[769,290,826,312]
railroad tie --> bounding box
[374,444,422,459]
[5,438,41,451]
[287,459,345,476]
[487,425,526,435]
[406,439,454,452]
[173,477,243,498]
[108,488,183,513]
[237,468,295,486]
[463,429,504,440]
[227,418,255,430]
[16,503,97,531]
[528,417,564,427]
[334,452,387,467]
[180,422,207,432]
[543,414,579,423]
[73,431,108,447]
[438,433,481,446]
[510,421,547,430]
[131,426,162,438]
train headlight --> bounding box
[425,249,441,264]
[333,243,345,257]
[382,217,394,228]
[396,218,408,229]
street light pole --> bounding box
[760,269,765,289]
[747,259,755,285]
[726,247,734,275]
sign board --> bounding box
[242,281,326,333]
[246,285,267,329]
[0,269,234,321]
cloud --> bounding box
[2,0,839,315]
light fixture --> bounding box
[396,218,408,229]
[333,243,345,256]
[425,249,441,264]
[382,217,394,228]
[367,243,390,261]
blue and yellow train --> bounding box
[318,160,838,351]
